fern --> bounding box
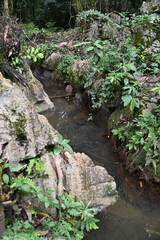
[26,157,45,176]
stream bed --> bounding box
[38,75,160,240]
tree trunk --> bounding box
[3,0,9,16]
[72,0,96,13]
[9,0,14,15]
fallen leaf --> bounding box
[22,201,32,221]
[37,230,49,236]
[139,181,143,188]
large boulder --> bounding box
[63,152,118,212]
[0,63,55,113]
[43,52,62,71]
[23,63,55,112]
[0,72,57,165]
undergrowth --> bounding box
[1,134,98,240]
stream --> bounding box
[36,73,160,240]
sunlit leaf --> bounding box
[63,143,73,153]
[58,134,63,144]
[2,174,9,184]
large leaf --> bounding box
[86,46,94,52]
[63,143,74,153]
[126,63,137,71]
[130,98,136,111]
[58,134,63,144]
[61,139,70,145]
[74,41,91,47]
[37,53,44,59]
[2,174,9,184]
[54,145,62,155]
[121,95,132,106]
[10,165,19,172]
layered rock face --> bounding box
[0,72,118,213]
[0,72,57,165]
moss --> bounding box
[12,117,27,141]
[73,0,95,13]
[0,53,5,64]
[108,108,134,130]
[68,69,80,87]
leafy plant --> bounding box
[151,83,160,94]
[76,9,110,28]
[53,134,74,155]
[1,220,46,240]
[112,111,160,173]
[26,157,45,176]
[42,193,99,240]
[23,46,44,62]
[0,159,19,185]
[56,54,74,76]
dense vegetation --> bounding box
[0,135,98,239]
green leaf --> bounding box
[130,98,136,111]
[21,184,31,194]
[37,53,44,59]
[74,41,91,47]
[112,129,119,135]
[121,95,132,106]
[45,189,54,194]
[10,165,19,172]
[33,56,37,62]
[3,163,10,169]
[63,143,73,153]
[86,46,94,52]
[53,145,63,155]
[37,192,45,201]
[2,174,9,184]
[94,41,103,49]
[58,134,63,144]
[61,139,70,145]
[27,159,35,175]
[45,200,50,208]
[126,63,137,71]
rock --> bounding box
[145,39,160,54]
[71,59,90,77]
[73,92,83,104]
[141,0,160,14]
[139,74,160,114]
[63,152,118,212]
[0,73,57,165]
[68,59,90,87]
[23,63,55,112]
[25,153,58,216]
[43,52,62,71]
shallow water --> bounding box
[38,75,160,240]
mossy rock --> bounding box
[108,108,134,130]
[68,69,80,87]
